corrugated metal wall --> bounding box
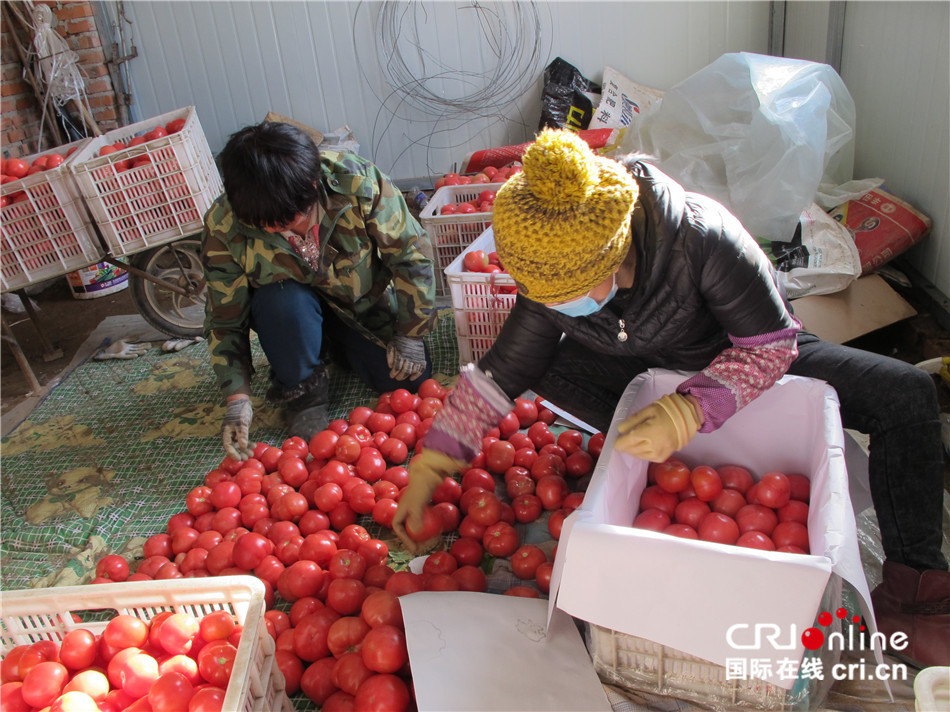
[108,0,948,298]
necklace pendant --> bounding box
[617,319,628,342]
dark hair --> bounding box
[220,121,323,227]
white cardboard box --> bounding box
[548,370,879,691]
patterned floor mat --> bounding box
[0,308,461,591]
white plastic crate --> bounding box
[70,106,223,257]
[0,576,292,712]
[419,182,504,295]
[1,138,103,293]
[444,226,517,366]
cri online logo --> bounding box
[801,607,863,650]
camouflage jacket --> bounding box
[201,149,437,398]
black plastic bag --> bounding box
[538,57,601,132]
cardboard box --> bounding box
[790,274,916,344]
[548,371,879,698]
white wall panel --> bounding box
[836,2,949,297]
[117,1,769,180]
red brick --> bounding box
[1,99,14,113]
[56,3,94,21]
[64,18,95,34]
[77,48,106,65]
[6,127,26,142]
[86,94,114,108]
[1,80,29,97]
[85,78,113,94]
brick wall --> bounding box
[1,0,119,160]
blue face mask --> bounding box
[547,274,618,317]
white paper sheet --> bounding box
[400,591,611,712]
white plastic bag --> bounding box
[627,52,881,242]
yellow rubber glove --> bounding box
[392,450,465,555]
[614,393,704,462]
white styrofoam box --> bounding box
[70,106,222,257]
[548,371,880,708]
[444,226,517,366]
[1,138,103,293]
[419,182,503,295]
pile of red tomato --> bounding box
[633,458,811,553]
[433,164,521,191]
[95,118,186,171]
[50,380,601,710]
[438,188,498,216]
[0,150,76,208]
[0,608,243,712]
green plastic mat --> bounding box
[0,308,461,591]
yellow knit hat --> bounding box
[492,128,639,303]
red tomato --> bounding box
[353,673,410,712]
[279,560,326,601]
[199,611,236,642]
[59,629,97,670]
[638,485,678,517]
[778,499,809,525]
[633,508,671,531]
[300,656,338,706]
[95,554,130,582]
[772,521,810,552]
[21,660,68,708]
[673,498,711,529]
[389,423,417,449]
[482,521,519,557]
[510,544,548,579]
[547,508,570,540]
[663,523,699,539]
[62,669,109,700]
[155,612,200,656]
[484,440,516,474]
[737,531,776,551]
[384,571,424,597]
[736,504,779,536]
[103,614,149,650]
[512,398,538,427]
[462,249,489,272]
[586,432,605,458]
[328,549,367,580]
[188,684,227,712]
[310,430,340,459]
[535,474,568,510]
[710,488,747,518]
[526,421,556,449]
[787,473,812,502]
[451,565,487,592]
[690,465,723,502]
[652,458,691,493]
[331,651,372,696]
[432,501,461,532]
[697,512,740,545]
[757,472,791,509]
[449,536,483,567]
[148,671,195,712]
[197,642,238,687]
[465,490,502,527]
[360,590,403,629]
[717,464,755,493]
[327,616,371,657]
[564,450,594,478]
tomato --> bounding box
[547,508,570,540]
[451,564,487,592]
[148,671,195,712]
[20,660,68,708]
[294,609,340,662]
[787,473,811,502]
[778,499,809,525]
[638,485,678,517]
[278,559,325,601]
[633,508,671,531]
[463,249,490,272]
[460,467,494,493]
[156,612,200,655]
[360,625,408,674]
[356,449,387,482]
[527,421,556,448]
[188,684,227,712]
[512,397,538,427]
[199,611,236,642]
[772,521,810,552]
[331,651,372,696]
[652,458,691,493]
[697,512,740,545]
[59,628,97,670]
[300,656,339,706]
[737,531,776,551]
[511,493,543,523]
[564,450,594,478]
[389,422,417,449]
[535,474,568,510]
[448,536,483,567]
[354,673,410,712]
[482,521,519,557]
[278,456,309,488]
[360,591,402,631]
[663,523,699,539]
[103,614,149,650]
[310,430,340,460]
[757,471,791,509]
[673,498,710,529]
[718,464,754,494]
[510,544,547,580]
[93,554,130,582]
[465,490,502,527]
[432,501,461,532]
[735,503,778,536]
[530,453,565,481]
[327,578,368,616]
[384,571,424,597]
[328,549,367,581]
[119,651,161,699]
[484,439,517,474]
[4,158,28,178]
[690,465,723,502]
[197,642,237,688]
[506,471,535,499]
[432,476,462,504]
[711,488,747,518]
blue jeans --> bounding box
[250,280,432,394]
[535,331,947,572]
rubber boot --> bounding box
[267,366,330,441]
[871,560,950,668]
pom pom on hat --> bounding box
[493,128,639,303]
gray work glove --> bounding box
[386,335,426,381]
[221,398,254,461]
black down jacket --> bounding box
[478,159,797,400]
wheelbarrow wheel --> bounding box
[128,237,206,338]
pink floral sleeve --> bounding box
[678,318,801,432]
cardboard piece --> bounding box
[401,592,611,712]
[548,371,881,692]
[790,274,916,344]
[263,111,324,145]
